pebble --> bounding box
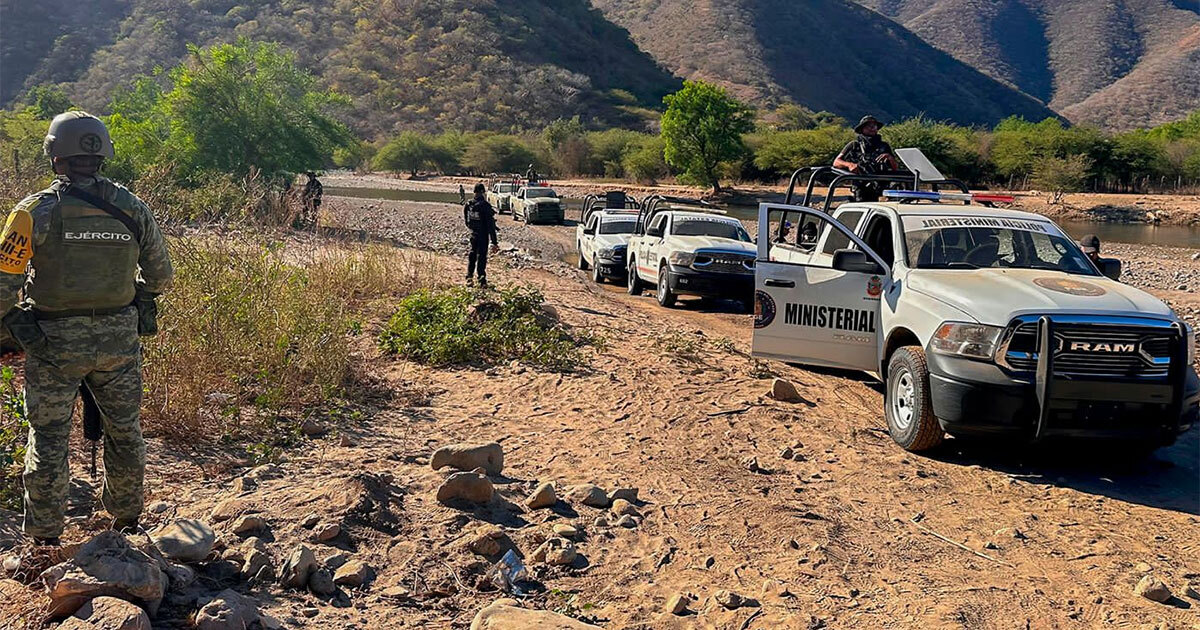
[614,515,638,528]
[431,442,504,475]
[607,488,639,503]
[148,501,170,514]
[300,514,320,529]
[1134,575,1172,603]
[994,527,1026,540]
[2,555,19,573]
[715,589,750,610]
[436,472,495,505]
[314,523,341,542]
[667,593,690,615]
[300,418,327,437]
[552,524,580,539]
[530,538,577,566]
[526,482,557,509]
[231,516,268,536]
[593,517,610,528]
[279,545,318,589]
[1135,562,1153,573]
[309,568,336,597]
[770,378,805,403]
[231,477,257,494]
[333,560,371,588]
[610,499,640,518]
[566,484,610,508]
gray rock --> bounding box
[309,567,337,597]
[147,501,170,514]
[314,523,341,542]
[324,553,350,571]
[300,514,320,529]
[300,418,327,437]
[243,549,273,580]
[70,596,151,630]
[610,499,640,518]
[40,531,167,619]
[195,589,261,630]
[607,488,639,503]
[1134,575,1171,603]
[431,442,504,475]
[566,484,609,508]
[164,562,195,589]
[530,538,577,566]
[231,515,268,537]
[470,599,601,629]
[279,545,318,589]
[150,519,215,563]
[526,482,557,509]
[231,476,257,494]
[715,589,755,610]
[436,472,494,505]
[614,515,638,528]
[666,593,690,615]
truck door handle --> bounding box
[764,279,795,288]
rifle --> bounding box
[79,384,101,479]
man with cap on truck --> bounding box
[464,182,499,287]
[1079,234,1103,266]
[834,115,900,202]
[0,111,173,545]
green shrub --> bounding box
[379,286,590,370]
[0,366,28,511]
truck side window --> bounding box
[821,210,864,256]
[861,214,895,265]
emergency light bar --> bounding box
[883,190,1014,204]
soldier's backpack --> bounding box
[464,200,486,230]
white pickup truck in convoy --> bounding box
[752,188,1197,455]
[512,186,564,225]
[576,191,640,283]
[627,196,756,310]
[486,181,517,214]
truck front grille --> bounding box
[1000,319,1177,378]
[691,250,755,274]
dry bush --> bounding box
[141,235,445,449]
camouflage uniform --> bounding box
[0,113,172,539]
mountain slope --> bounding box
[0,0,681,136]
[854,0,1200,128]
[590,0,1058,127]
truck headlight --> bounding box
[930,322,1004,361]
[598,247,624,259]
[669,251,697,266]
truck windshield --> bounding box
[599,220,636,235]
[903,216,1096,274]
[673,218,752,242]
[526,188,557,199]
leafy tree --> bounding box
[752,127,853,174]
[24,85,73,119]
[333,140,376,172]
[163,40,353,180]
[661,81,754,192]
[460,135,538,175]
[586,129,650,178]
[373,132,434,175]
[767,103,846,131]
[623,137,668,184]
[1033,154,1091,204]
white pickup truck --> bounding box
[626,196,756,310]
[576,209,638,283]
[752,189,1197,454]
[486,182,517,214]
[512,186,564,225]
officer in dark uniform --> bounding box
[1078,234,1102,266]
[463,183,499,287]
[834,115,900,202]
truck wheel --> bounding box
[591,257,604,284]
[627,259,644,295]
[885,347,944,452]
[656,265,677,307]
[578,248,589,271]
[511,209,518,222]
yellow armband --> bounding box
[0,209,33,274]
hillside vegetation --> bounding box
[854,0,1200,129]
[0,0,679,137]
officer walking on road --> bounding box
[0,111,173,545]
[834,115,900,202]
[463,182,499,287]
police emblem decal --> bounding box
[866,275,883,298]
[754,290,776,329]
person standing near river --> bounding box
[463,183,499,287]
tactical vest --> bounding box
[28,184,140,312]
[465,201,486,231]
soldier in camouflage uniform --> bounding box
[0,111,173,545]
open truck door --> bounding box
[752,203,890,373]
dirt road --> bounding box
[314,194,1200,628]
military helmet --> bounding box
[43,111,115,159]
[855,115,883,134]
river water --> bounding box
[327,186,1199,248]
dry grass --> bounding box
[140,235,446,450]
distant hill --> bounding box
[852,0,1200,129]
[3,0,1196,134]
[0,0,681,137]
[590,0,1058,127]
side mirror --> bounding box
[832,249,885,275]
[1098,257,1122,282]
[647,226,664,238]
[583,227,596,235]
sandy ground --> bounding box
[2,192,1198,629]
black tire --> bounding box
[578,247,589,271]
[511,208,519,222]
[627,258,644,295]
[656,265,677,307]
[591,256,604,283]
[885,347,944,452]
